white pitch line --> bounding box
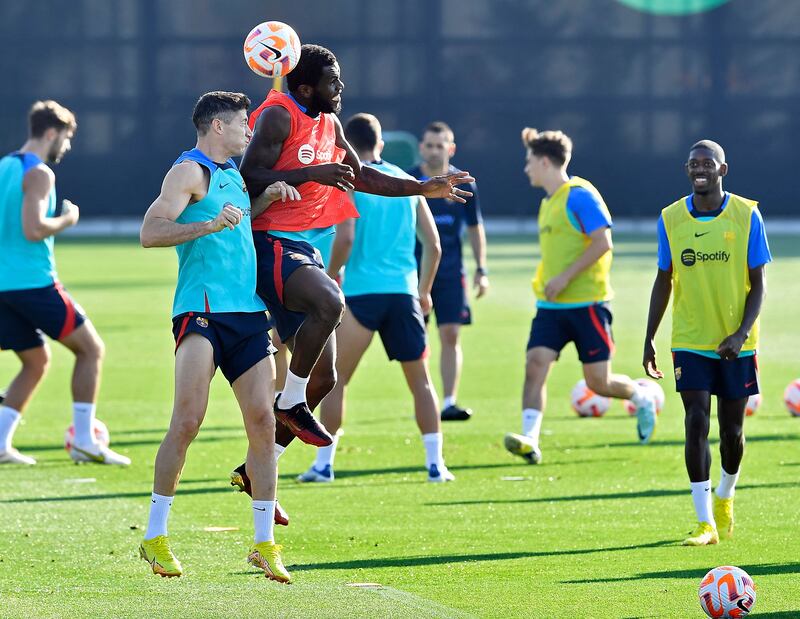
[365,585,476,619]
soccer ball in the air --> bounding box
[698,565,756,618]
[243,21,301,78]
[745,393,761,417]
[623,378,665,416]
[64,419,110,452]
[784,379,800,416]
[570,380,609,417]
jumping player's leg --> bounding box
[281,265,344,399]
[298,310,373,483]
[0,345,50,464]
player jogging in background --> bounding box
[138,92,298,581]
[297,113,454,483]
[643,140,770,547]
[504,128,658,465]
[408,122,488,422]
[229,44,473,493]
[0,100,129,467]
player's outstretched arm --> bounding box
[715,265,767,360]
[415,197,442,315]
[643,268,673,379]
[140,162,241,248]
[468,223,489,298]
[330,115,475,201]
[21,167,78,241]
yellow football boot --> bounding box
[139,535,183,577]
[682,521,719,546]
[248,541,291,583]
[713,495,735,540]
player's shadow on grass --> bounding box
[585,434,800,449]
[273,539,674,573]
[280,462,519,481]
[111,426,243,436]
[15,431,245,453]
[425,481,798,507]
[563,561,800,584]
[0,485,234,504]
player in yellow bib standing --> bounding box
[504,129,658,466]
[643,140,771,546]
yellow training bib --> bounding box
[533,177,613,304]
[661,193,758,351]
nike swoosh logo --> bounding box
[694,232,710,237]
[254,507,267,512]
[258,42,282,59]
[745,380,757,388]
[219,182,230,189]
[588,348,602,356]
[71,445,105,463]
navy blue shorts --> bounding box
[172,311,273,384]
[347,294,427,362]
[527,303,614,363]
[0,282,87,352]
[672,351,759,400]
[253,232,323,343]
[430,277,471,326]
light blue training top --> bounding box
[342,160,419,297]
[0,152,58,291]
[171,148,266,317]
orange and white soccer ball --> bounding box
[698,565,756,618]
[623,378,665,416]
[784,379,800,417]
[243,21,301,78]
[64,419,110,452]
[570,380,610,417]
[745,393,761,417]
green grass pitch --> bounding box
[1,235,798,618]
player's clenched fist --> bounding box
[311,162,355,192]
[211,204,243,232]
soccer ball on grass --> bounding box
[570,380,609,417]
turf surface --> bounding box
[1,235,798,618]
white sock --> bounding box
[72,402,96,446]
[314,433,339,470]
[279,370,309,408]
[522,409,543,445]
[442,395,456,410]
[253,499,275,544]
[274,443,286,463]
[630,383,649,407]
[690,480,715,527]
[145,493,174,539]
[716,467,740,499]
[0,406,22,452]
[422,432,444,470]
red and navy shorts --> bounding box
[429,277,472,326]
[527,303,614,363]
[672,350,759,400]
[0,282,86,352]
[172,311,273,384]
[253,232,324,343]
[347,293,428,362]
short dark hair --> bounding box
[345,113,381,152]
[422,121,454,142]
[287,44,338,91]
[521,127,572,166]
[690,139,725,163]
[192,91,250,135]
[29,100,77,138]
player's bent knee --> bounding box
[583,374,608,394]
[685,409,710,438]
[169,413,204,444]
